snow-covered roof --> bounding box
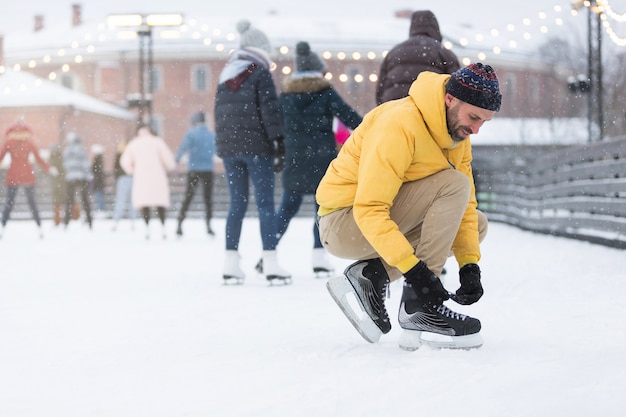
[472,117,590,146]
[0,70,134,120]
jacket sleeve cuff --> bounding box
[396,254,419,274]
[456,255,479,269]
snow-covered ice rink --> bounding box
[1,216,625,417]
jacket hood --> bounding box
[409,71,455,149]
[282,73,331,94]
[5,121,33,140]
[218,48,270,84]
[409,10,442,43]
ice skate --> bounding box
[398,283,482,351]
[223,250,245,285]
[312,248,334,277]
[326,258,391,343]
[262,250,292,285]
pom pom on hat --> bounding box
[5,120,33,140]
[295,41,326,73]
[236,19,271,54]
[446,63,502,112]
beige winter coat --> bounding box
[120,129,176,209]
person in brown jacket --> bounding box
[375,10,460,105]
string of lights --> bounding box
[596,0,626,46]
[2,3,625,82]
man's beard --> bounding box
[446,104,471,142]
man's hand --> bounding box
[450,264,483,305]
[404,261,450,308]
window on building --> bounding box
[148,66,163,93]
[191,65,211,92]
[60,74,74,89]
[346,65,364,97]
[529,77,540,105]
[504,73,516,96]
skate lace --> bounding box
[436,304,467,321]
[378,281,390,314]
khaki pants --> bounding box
[319,169,487,281]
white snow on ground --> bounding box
[1,216,625,416]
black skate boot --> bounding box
[398,282,482,350]
[326,258,391,343]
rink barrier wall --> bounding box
[474,135,626,249]
[2,136,626,249]
[0,171,317,222]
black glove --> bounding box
[403,261,449,308]
[273,136,285,173]
[450,263,483,305]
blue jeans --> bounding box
[276,189,322,248]
[93,190,106,211]
[113,175,137,221]
[222,155,277,251]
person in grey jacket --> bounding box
[214,19,290,284]
[376,10,460,105]
[62,133,93,229]
[175,111,217,236]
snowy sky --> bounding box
[0,0,580,37]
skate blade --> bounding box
[326,276,382,343]
[268,276,292,286]
[313,268,334,278]
[399,330,483,351]
[223,275,244,285]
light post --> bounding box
[107,13,183,128]
[571,0,604,141]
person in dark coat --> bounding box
[49,144,67,226]
[277,41,362,275]
[90,144,106,214]
[214,19,290,283]
[375,10,460,105]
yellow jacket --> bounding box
[316,71,480,273]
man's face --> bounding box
[445,93,495,142]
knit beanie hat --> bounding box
[446,63,502,112]
[5,121,33,140]
[295,41,326,73]
[236,19,271,54]
[190,111,205,125]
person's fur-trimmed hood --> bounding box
[282,73,331,94]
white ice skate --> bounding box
[312,248,334,277]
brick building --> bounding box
[0,4,575,163]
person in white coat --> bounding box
[120,124,176,239]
